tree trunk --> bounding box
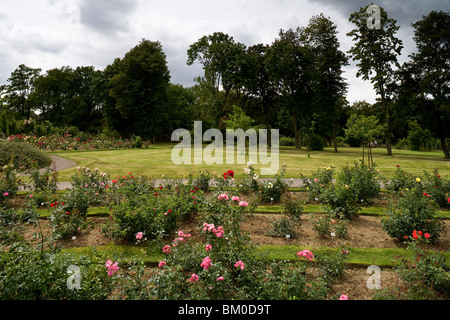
[332,109,338,153]
[292,107,300,148]
[379,78,392,156]
[440,137,450,159]
[362,144,365,166]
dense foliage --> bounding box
[1,8,447,157]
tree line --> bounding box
[0,6,448,157]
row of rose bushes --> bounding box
[1,189,448,300]
[1,162,449,299]
[2,132,150,151]
[0,166,351,300]
[1,160,449,245]
[296,163,449,243]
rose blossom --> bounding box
[201,256,212,270]
[190,273,199,282]
[296,250,314,261]
[234,260,245,270]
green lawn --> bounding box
[62,244,450,268]
[50,143,450,181]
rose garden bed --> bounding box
[19,202,450,300]
[2,161,449,301]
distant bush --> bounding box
[279,136,296,146]
[0,141,51,169]
[310,134,324,151]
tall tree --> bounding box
[347,5,403,156]
[304,14,349,153]
[397,11,450,158]
[187,32,246,126]
[5,64,41,119]
[109,39,170,142]
[241,43,277,145]
[266,27,314,150]
[31,66,73,126]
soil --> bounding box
[22,211,449,300]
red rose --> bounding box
[226,170,234,178]
[424,233,430,239]
[396,165,400,168]
[413,234,418,240]
[418,231,423,236]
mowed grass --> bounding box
[50,143,450,181]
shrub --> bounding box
[385,166,415,193]
[421,169,450,208]
[0,244,119,300]
[235,161,259,194]
[374,233,449,300]
[309,213,349,239]
[105,178,201,242]
[193,170,213,192]
[382,187,446,243]
[279,136,295,146]
[337,162,380,203]
[148,196,332,300]
[302,165,335,202]
[0,141,51,169]
[282,193,304,221]
[131,135,143,148]
[26,162,58,207]
[320,181,360,220]
[49,188,89,239]
[0,163,22,207]
[70,167,110,205]
[258,163,291,203]
[0,207,21,228]
[310,134,324,151]
[106,173,155,206]
[315,247,350,285]
[267,216,299,239]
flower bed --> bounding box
[2,133,151,151]
[1,163,449,300]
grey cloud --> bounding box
[305,0,450,26]
[80,0,138,35]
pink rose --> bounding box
[201,256,212,270]
[190,273,199,282]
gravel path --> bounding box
[42,155,78,172]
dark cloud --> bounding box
[305,0,450,26]
[80,0,138,35]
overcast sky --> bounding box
[0,0,448,104]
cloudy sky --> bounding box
[0,0,448,104]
